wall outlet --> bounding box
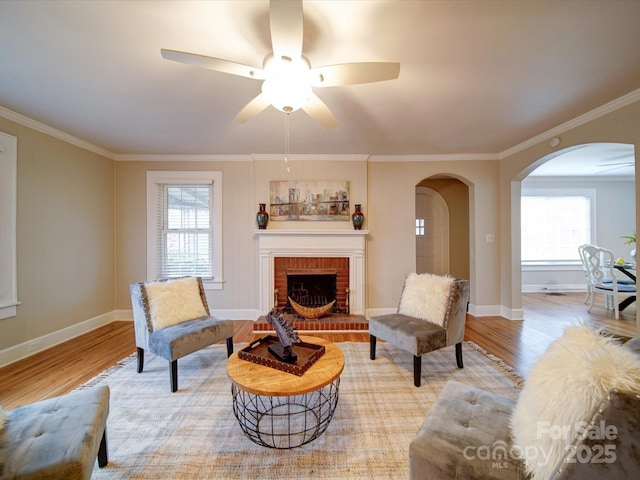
[486,233,495,243]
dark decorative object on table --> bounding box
[352,204,364,230]
[256,203,269,229]
[266,310,301,362]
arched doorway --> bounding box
[517,142,635,311]
[415,186,449,274]
[416,176,470,281]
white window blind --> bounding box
[156,184,213,278]
[147,171,223,289]
[521,193,593,263]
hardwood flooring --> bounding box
[0,292,636,409]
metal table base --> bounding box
[231,378,340,449]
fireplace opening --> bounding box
[286,272,337,313]
[274,257,349,314]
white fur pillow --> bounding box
[397,273,454,326]
[510,325,640,480]
[145,277,208,331]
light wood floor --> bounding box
[0,292,636,409]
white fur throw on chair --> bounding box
[397,273,455,326]
[145,277,208,331]
[510,325,640,480]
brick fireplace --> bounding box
[274,257,349,313]
[257,230,367,315]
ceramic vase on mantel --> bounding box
[351,204,364,230]
[256,203,269,229]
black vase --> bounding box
[256,203,269,229]
[352,204,364,230]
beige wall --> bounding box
[115,157,368,313]
[366,160,500,313]
[115,159,257,311]
[0,117,115,351]
[3,96,640,357]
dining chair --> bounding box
[577,244,593,304]
[581,244,636,319]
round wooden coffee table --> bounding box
[226,336,345,449]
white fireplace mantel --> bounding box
[256,230,368,315]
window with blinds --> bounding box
[147,171,223,289]
[157,184,213,278]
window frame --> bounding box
[0,132,19,319]
[146,171,223,290]
[521,186,596,269]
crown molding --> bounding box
[500,87,640,159]
[114,154,253,162]
[0,105,114,159]
[369,153,498,162]
[3,87,640,162]
[250,154,370,162]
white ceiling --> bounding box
[0,0,639,177]
[529,143,635,178]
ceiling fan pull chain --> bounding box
[284,112,291,173]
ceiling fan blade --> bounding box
[302,93,338,129]
[310,62,400,87]
[234,92,272,123]
[161,49,265,80]
[269,0,303,60]
[596,162,634,167]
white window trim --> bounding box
[0,132,19,320]
[146,171,223,290]
[521,186,596,269]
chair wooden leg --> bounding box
[413,355,422,387]
[170,360,178,392]
[455,342,463,368]
[369,335,377,360]
[97,427,108,467]
[226,337,234,357]
[136,347,144,373]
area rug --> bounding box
[87,341,522,479]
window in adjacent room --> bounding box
[521,188,594,264]
[147,171,223,290]
[0,132,19,319]
[416,218,425,236]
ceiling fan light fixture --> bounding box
[261,55,312,113]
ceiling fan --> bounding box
[161,0,400,128]
[596,153,635,174]
[595,161,635,175]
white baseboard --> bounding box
[365,308,395,318]
[1,300,550,368]
[114,309,263,322]
[212,309,262,320]
[0,311,116,368]
[522,284,586,293]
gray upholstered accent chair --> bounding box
[369,273,470,387]
[130,276,234,392]
[1,385,110,479]
[410,335,640,479]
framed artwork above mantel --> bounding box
[269,180,350,221]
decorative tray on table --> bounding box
[238,335,325,376]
